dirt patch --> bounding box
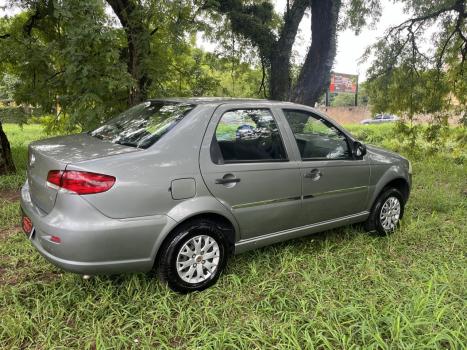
[318,106,371,124]
[0,266,61,286]
[0,226,21,240]
[33,271,62,284]
[0,189,20,202]
[0,267,20,286]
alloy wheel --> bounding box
[379,196,401,231]
[176,235,220,284]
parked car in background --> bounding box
[360,113,399,124]
[235,124,255,139]
[21,98,411,293]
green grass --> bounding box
[0,123,466,349]
[0,124,45,231]
[0,124,45,191]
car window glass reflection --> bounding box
[213,109,287,163]
[284,110,350,160]
[90,102,194,149]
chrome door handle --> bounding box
[215,178,241,184]
[304,169,322,181]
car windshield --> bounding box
[90,101,194,149]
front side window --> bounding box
[283,110,350,160]
[90,101,194,149]
[212,109,287,163]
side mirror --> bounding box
[354,141,367,158]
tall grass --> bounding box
[0,123,466,349]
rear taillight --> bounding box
[47,170,115,195]
[47,170,63,187]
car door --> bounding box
[280,109,370,226]
[199,104,302,239]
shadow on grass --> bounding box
[68,223,371,289]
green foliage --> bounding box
[1,123,466,349]
[0,1,264,134]
[330,93,355,107]
[0,74,19,100]
[364,0,466,129]
[0,0,131,132]
[346,123,466,164]
[0,107,28,124]
[342,0,382,33]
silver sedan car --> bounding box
[360,114,399,124]
[20,98,412,293]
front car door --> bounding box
[280,108,370,226]
[200,104,302,239]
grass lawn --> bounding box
[0,123,466,349]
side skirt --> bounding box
[234,211,369,254]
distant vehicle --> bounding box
[361,114,399,125]
[236,124,255,139]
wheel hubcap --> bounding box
[176,235,220,284]
[380,196,401,231]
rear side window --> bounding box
[90,101,194,149]
[211,109,287,164]
[283,109,350,160]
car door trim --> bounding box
[303,185,368,200]
[234,211,369,254]
[231,195,302,209]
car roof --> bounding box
[148,97,296,106]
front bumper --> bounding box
[20,181,177,274]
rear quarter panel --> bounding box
[65,105,217,219]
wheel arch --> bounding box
[153,211,237,270]
[150,196,240,269]
[382,178,410,203]
[370,169,410,210]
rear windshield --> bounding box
[90,101,195,149]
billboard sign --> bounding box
[329,72,358,93]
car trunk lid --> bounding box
[27,133,139,213]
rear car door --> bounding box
[280,109,370,225]
[199,104,302,239]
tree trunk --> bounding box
[215,0,308,102]
[107,0,151,106]
[269,0,308,101]
[291,0,341,106]
[269,49,292,101]
[0,121,15,175]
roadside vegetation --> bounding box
[0,123,465,349]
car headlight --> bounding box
[408,160,412,174]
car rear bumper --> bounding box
[20,181,177,275]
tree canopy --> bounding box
[365,0,466,125]
[0,0,465,175]
[0,0,264,132]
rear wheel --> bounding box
[365,187,405,235]
[157,219,228,293]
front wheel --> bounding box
[157,219,228,293]
[365,188,405,235]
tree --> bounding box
[106,0,153,105]
[1,0,131,129]
[0,121,15,175]
[365,0,466,126]
[210,0,380,106]
[291,0,341,106]
[106,0,211,105]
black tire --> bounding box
[365,187,405,235]
[157,219,228,293]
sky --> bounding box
[1,0,409,81]
[274,0,408,80]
